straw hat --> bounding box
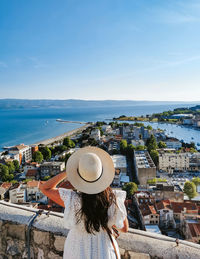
[66,146,115,194]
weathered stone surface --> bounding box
[37,248,44,259]
[54,235,65,252]
[128,251,151,259]
[47,251,62,259]
[6,239,20,256]
[1,202,200,259]
[119,247,125,258]
[7,224,26,240]
[33,230,49,246]
[0,220,3,229]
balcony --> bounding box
[0,201,200,259]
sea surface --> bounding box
[0,103,200,150]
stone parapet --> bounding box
[0,201,200,259]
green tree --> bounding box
[192,177,200,187]
[146,125,152,130]
[63,137,75,148]
[120,139,128,155]
[10,180,18,184]
[183,181,197,200]
[190,148,197,153]
[6,161,15,174]
[43,176,51,181]
[13,160,20,172]
[0,164,9,181]
[122,182,138,199]
[136,145,146,151]
[158,141,167,149]
[150,150,159,166]
[146,135,158,153]
[33,151,43,163]
[40,146,52,160]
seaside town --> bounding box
[1,113,200,245]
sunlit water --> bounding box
[0,103,199,150]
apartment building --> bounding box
[90,128,101,141]
[111,155,127,186]
[188,153,200,171]
[9,183,27,203]
[152,184,184,202]
[156,200,175,228]
[40,161,65,178]
[26,180,46,203]
[158,151,189,173]
[134,151,156,185]
[8,144,32,164]
[164,138,182,150]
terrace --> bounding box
[1,201,200,259]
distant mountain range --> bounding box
[0,99,199,109]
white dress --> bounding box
[58,188,127,259]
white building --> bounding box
[111,155,127,174]
[101,125,112,133]
[131,139,145,147]
[156,200,176,228]
[134,151,156,185]
[164,139,182,150]
[159,152,189,173]
[26,180,46,203]
[9,183,27,203]
[40,161,65,178]
[90,128,101,141]
[8,144,32,164]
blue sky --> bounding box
[0,0,200,101]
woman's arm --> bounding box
[119,217,129,233]
[39,171,67,208]
[113,217,129,233]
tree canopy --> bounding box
[150,150,159,166]
[33,151,43,163]
[158,141,167,149]
[122,182,138,199]
[39,146,51,160]
[63,137,75,148]
[183,181,197,200]
[146,135,158,152]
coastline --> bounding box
[33,123,92,146]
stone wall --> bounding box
[0,201,200,259]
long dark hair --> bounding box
[76,187,116,234]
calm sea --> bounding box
[0,103,199,150]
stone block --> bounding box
[37,248,44,259]
[33,230,49,246]
[0,220,3,229]
[128,251,150,259]
[54,235,65,252]
[6,239,20,256]
[47,251,62,259]
[7,224,26,240]
[119,247,125,258]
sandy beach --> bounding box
[33,123,92,146]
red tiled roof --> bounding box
[140,204,158,217]
[188,223,200,238]
[27,180,44,188]
[26,169,38,177]
[1,182,12,189]
[171,202,198,214]
[156,200,171,210]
